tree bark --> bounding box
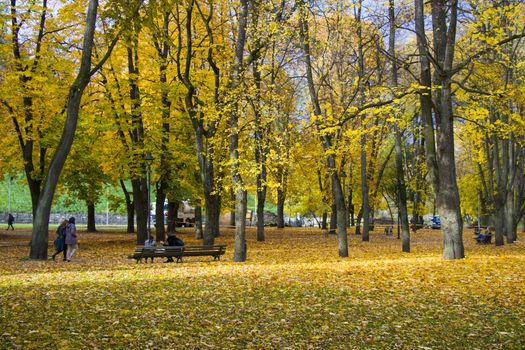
[120,180,135,233]
[155,186,166,242]
[229,188,236,226]
[132,178,149,244]
[253,59,268,242]
[276,164,287,228]
[256,188,266,241]
[329,203,337,233]
[87,201,96,232]
[194,206,203,239]
[166,201,177,233]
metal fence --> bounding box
[1,212,129,225]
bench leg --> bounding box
[176,256,183,263]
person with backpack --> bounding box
[51,219,69,261]
[64,217,78,262]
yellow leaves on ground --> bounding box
[0,227,524,349]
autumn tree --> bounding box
[455,1,525,245]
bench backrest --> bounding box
[184,245,225,252]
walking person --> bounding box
[65,217,78,262]
[51,219,69,261]
[6,213,14,230]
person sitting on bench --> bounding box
[164,233,184,262]
[144,236,156,248]
[476,227,492,244]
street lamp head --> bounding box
[144,152,154,163]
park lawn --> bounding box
[0,227,524,349]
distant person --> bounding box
[51,219,69,261]
[482,226,493,243]
[476,226,492,244]
[164,233,184,262]
[475,229,484,243]
[64,217,78,262]
[7,213,14,230]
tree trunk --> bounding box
[253,57,268,242]
[504,191,515,244]
[204,192,220,244]
[298,0,347,256]
[126,201,135,234]
[178,0,221,246]
[233,189,248,262]
[154,11,171,244]
[332,169,348,256]
[356,0,369,243]
[132,178,149,245]
[355,206,363,235]
[167,201,177,233]
[30,0,99,259]
[126,36,149,245]
[389,0,410,252]
[396,129,410,253]
[277,166,286,229]
[360,142,370,241]
[195,206,203,239]
[492,206,505,246]
[330,203,337,233]
[433,14,465,258]
[87,200,96,232]
[257,188,266,241]
[229,0,249,262]
[415,0,464,259]
[155,186,166,242]
[322,211,328,230]
[229,188,236,226]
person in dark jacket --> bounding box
[64,217,78,262]
[164,233,184,262]
[7,213,14,230]
[51,219,69,261]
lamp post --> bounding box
[144,152,154,241]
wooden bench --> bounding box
[178,245,226,263]
[127,246,184,263]
[127,245,226,263]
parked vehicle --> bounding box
[176,201,195,227]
